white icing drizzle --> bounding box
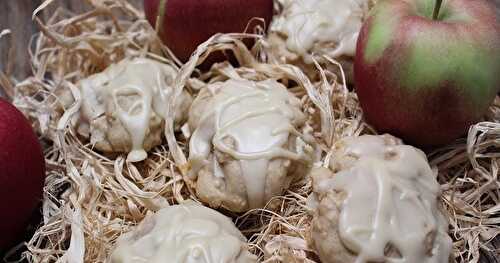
[189,79,313,210]
[112,84,153,162]
[78,58,190,162]
[110,201,256,263]
[272,0,369,62]
[312,135,452,263]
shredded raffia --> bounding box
[1,1,498,263]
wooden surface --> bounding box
[0,0,40,81]
[0,0,142,81]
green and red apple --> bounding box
[354,0,500,146]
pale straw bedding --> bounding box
[0,1,498,263]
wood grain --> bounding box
[0,0,41,80]
[0,0,142,80]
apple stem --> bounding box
[155,0,168,34]
[432,0,443,20]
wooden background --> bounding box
[0,0,142,82]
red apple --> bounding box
[354,0,500,146]
[144,0,274,63]
[0,99,45,250]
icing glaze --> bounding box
[311,135,452,263]
[188,79,314,212]
[272,0,370,62]
[110,201,256,263]
[77,58,192,162]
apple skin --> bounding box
[144,0,274,63]
[0,99,45,250]
[354,0,500,146]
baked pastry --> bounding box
[110,201,256,263]
[269,0,374,82]
[310,134,452,263]
[188,78,315,212]
[62,58,192,162]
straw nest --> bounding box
[0,0,499,262]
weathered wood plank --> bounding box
[0,0,42,80]
[0,0,143,80]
